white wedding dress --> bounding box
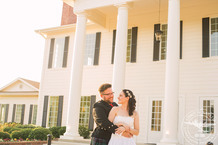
[108,115,136,145]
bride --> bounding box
[108,89,139,145]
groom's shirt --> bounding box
[91,100,118,143]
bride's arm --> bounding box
[108,107,118,122]
[129,111,139,136]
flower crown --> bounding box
[126,90,132,98]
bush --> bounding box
[5,127,22,134]
[29,128,52,140]
[59,126,66,135]
[49,126,61,138]
[11,131,22,140]
[16,124,36,129]
[0,131,11,139]
[20,129,32,140]
[3,126,13,133]
[78,126,90,139]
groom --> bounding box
[90,83,131,145]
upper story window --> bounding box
[84,32,101,66]
[211,18,218,56]
[160,24,168,60]
[48,36,69,69]
[112,27,138,64]
[153,22,183,61]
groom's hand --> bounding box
[122,131,133,138]
[115,126,125,134]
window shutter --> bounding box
[57,96,64,127]
[42,96,49,127]
[12,104,16,122]
[88,95,96,131]
[62,36,70,67]
[94,32,101,65]
[111,30,116,64]
[21,104,25,124]
[5,104,9,123]
[153,24,161,61]
[48,38,55,68]
[180,21,183,59]
[131,27,138,62]
[28,104,33,124]
[202,17,210,57]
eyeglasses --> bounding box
[102,92,114,96]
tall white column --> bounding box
[158,0,180,145]
[61,13,87,139]
[112,4,128,102]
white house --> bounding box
[0,78,39,125]
[35,0,218,145]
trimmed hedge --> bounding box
[11,131,22,140]
[29,128,51,140]
[78,126,90,139]
[0,131,10,139]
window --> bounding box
[211,18,218,56]
[160,24,168,60]
[79,96,91,128]
[48,96,59,127]
[15,105,23,123]
[48,36,69,68]
[31,105,38,124]
[151,100,162,131]
[84,34,96,65]
[112,27,138,63]
[126,29,132,62]
[202,100,214,134]
[0,104,7,124]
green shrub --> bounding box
[49,126,61,138]
[0,131,11,139]
[29,128,52,140]
[8,128,22,134]
[3,126,13,133]
[11,131,22,140]
[20,129,32,140]
[16,124,36,129]
[78,125,90,139]
[59,126,66,135]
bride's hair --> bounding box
[122,89,136,116]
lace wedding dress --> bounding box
[108,116,136,145]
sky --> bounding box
[0,0,63,88]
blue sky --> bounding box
[0,0,63,88]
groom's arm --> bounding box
[93,103,118,133]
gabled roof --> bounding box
[0,77,40,92]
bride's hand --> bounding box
[116,122,130,132]
[122,131,133,138]
[115,126,125,134]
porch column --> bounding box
[158,0,180,145]
[112,4,128,102]
[61,12,87,139]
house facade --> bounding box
[0,78,39,125]
[35,0,218,145]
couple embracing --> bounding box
[90,83,139,145]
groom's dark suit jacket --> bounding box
[91,100,118,143]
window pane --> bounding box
[151,100,162,131]
[15,105,22,123]
[48,96,59,127]
[211,18,218,56]
[0,104,7,124]
[79,96,91,128]
[161,24,168,60]
[84,34,96,66]
[54,37,65,68]
[202,100,214,134]
[126,29,132,62]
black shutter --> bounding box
[111,30,116,64]
[62,36,70,67]
[5,104,9,123]
[28,104,33,124]
[57,96,64,127]
[202,17,210,58]
[48,38,55,68]
[94,32,101,65]
[21,104,25,124]
[12,104,16,122]
[153,24,161,61]
[131,27,138,62]
[88,95,96,131]
[180,21,183,59]
[42,96,49,127]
